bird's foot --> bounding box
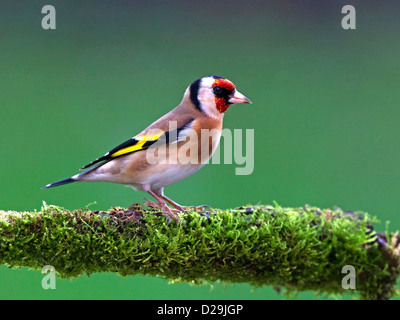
[144,199,161,209]
[161,203,180,223]
[144,199,180,223]
[144,199,180,213]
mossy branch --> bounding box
[0,203,399,300]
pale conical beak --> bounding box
[228,90,252,104]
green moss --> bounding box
[0,204,399,299]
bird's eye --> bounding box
[213,86,222,94]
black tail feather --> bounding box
[43,177,76,189]
[44,158,113,190]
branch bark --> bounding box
[0,203,399,300]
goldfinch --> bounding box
[44,75,252,221]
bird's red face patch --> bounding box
[213,79,235,91]
[212,79,236,113]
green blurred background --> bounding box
[1,0,399,299]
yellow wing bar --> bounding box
[80,119,193,170]
[111,132,164,158]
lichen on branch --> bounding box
[0,203,399,300]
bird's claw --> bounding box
[144,199,161,209]
[144,199,180,222]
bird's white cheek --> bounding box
[198,86,214,106]
[198,89,223,118]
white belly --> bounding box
[140,164,204,191]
